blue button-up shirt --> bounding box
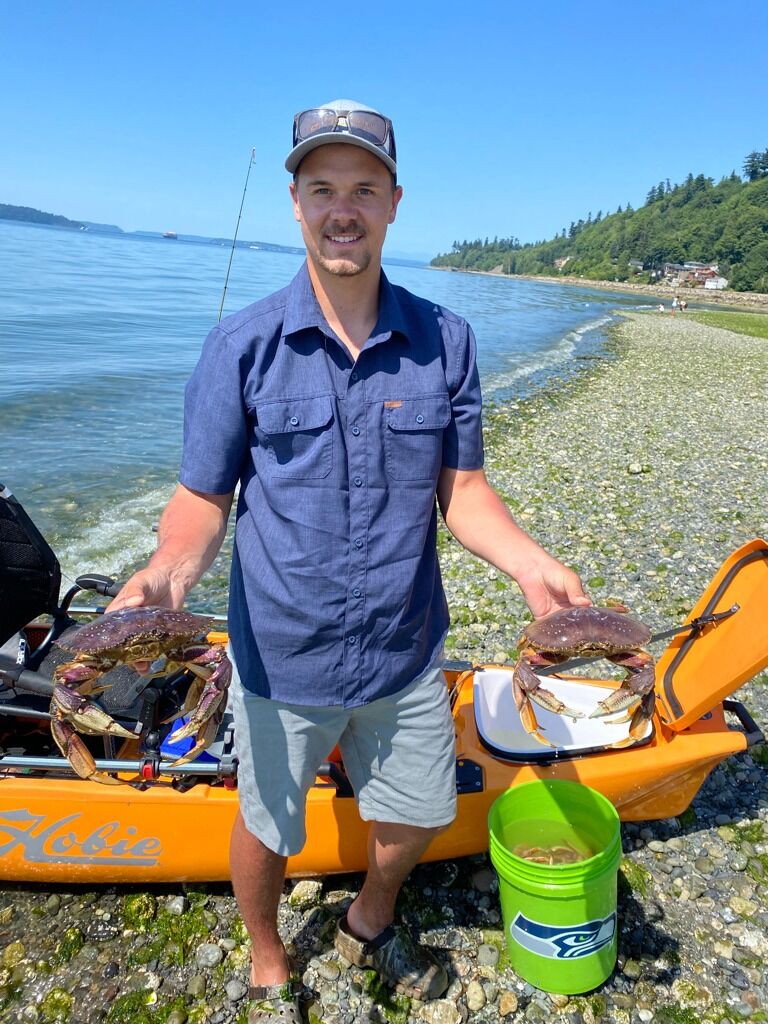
[180,263,484,706]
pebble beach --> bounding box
[1,311,767,1024]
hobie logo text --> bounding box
[0,809,162,866]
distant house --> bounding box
[554,256,572,270]
[703,276,729,290]
[628,259,644,272]
[663,260,724,287]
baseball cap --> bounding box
[285,99,397,176]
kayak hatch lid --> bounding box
[655,538,768,733]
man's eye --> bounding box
[357,188,373,196]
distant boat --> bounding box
[162,231,178,239]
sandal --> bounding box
[334,913,448,1001]
[247,979,303,1024]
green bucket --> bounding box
[488,779,622,994]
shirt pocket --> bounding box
[384,396,451,481]
[256,395,334,479]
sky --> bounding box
[2,0,767,261]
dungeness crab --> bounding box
[51,606,231,784]
[512,605,656,748]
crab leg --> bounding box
[51,719,123,785]
[513,658,583,748]
[51,684,137,739]
[166,647,231,745]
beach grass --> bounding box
[685,308,768,340]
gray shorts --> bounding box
[230,656,457,856]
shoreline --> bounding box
[431,264,768,312]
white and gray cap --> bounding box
[285,99,397,176]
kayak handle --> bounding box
[722,699,765,748]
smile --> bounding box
[327,234,363,245]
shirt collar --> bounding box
[282,261,411,345]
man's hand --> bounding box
[106,566,186,612]
[513,555,591,620]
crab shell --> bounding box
[519,605,651,657]
[56,606,216,660]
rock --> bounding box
[471,868,497,893]
[622,958,642,979]
[225,978,248,1001]
[166,1011,188,1024]
[2,942,24,967]
[317,961,341,981]
[627,462,643,474]
[195,942,224,968]
[419,1000,462,1024]
[477,943,500,968]
[730,896,758,917]
[498,991,519,1016]
[549,992,570,1007]
[166,895,190,915]
[186,975,207,998]
[45,895,62,916]
[465,980,486,1011]
[289,879,324,909]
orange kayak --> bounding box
[0,539,765,883]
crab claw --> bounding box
[52,685,137,739]
[513,658,582,748]
[51,719,123,785]
[166,647,231,746]
[589,664,656,720]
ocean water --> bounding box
[0,220,653,606]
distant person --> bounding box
[108,99,590,1023]
[680,298,688,312]
[658,303,665,312]
[671,296,679,314]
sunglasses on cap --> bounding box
[292,108,397,163]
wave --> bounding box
[481,314,614,395]
[56,484,175,586]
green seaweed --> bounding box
[676,806,697,828]
[122,893,158,932]
[127,902,213,968]
[105,993,189,1024]
[618,856,652,898]
[654,1008,701,1024]
[361,970,411,1024]
[39,988,74,1023]
[51,926,85,966]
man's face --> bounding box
[290,144,402,279]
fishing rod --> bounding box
[217,147,256,322]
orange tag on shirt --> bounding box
[383,400,403,408]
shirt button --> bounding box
[351,371,359,382]
[354,538,364,548]
[351,425,360,436]
[352,588,361,598]
[289,415,299,426]
[354,477,362,487]
[416,414,424,424]
[348,635,357,645]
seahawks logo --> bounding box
[510,911,616,959]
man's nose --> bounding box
[329,193,357,220]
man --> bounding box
[111,100,589,1022]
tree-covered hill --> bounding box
[432,149,768,292]
[0,203,85,230]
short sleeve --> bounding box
[442,321,484,470]
[179,326,248,494]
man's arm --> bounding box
[108,484,234,611]
[437,467,589,620]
